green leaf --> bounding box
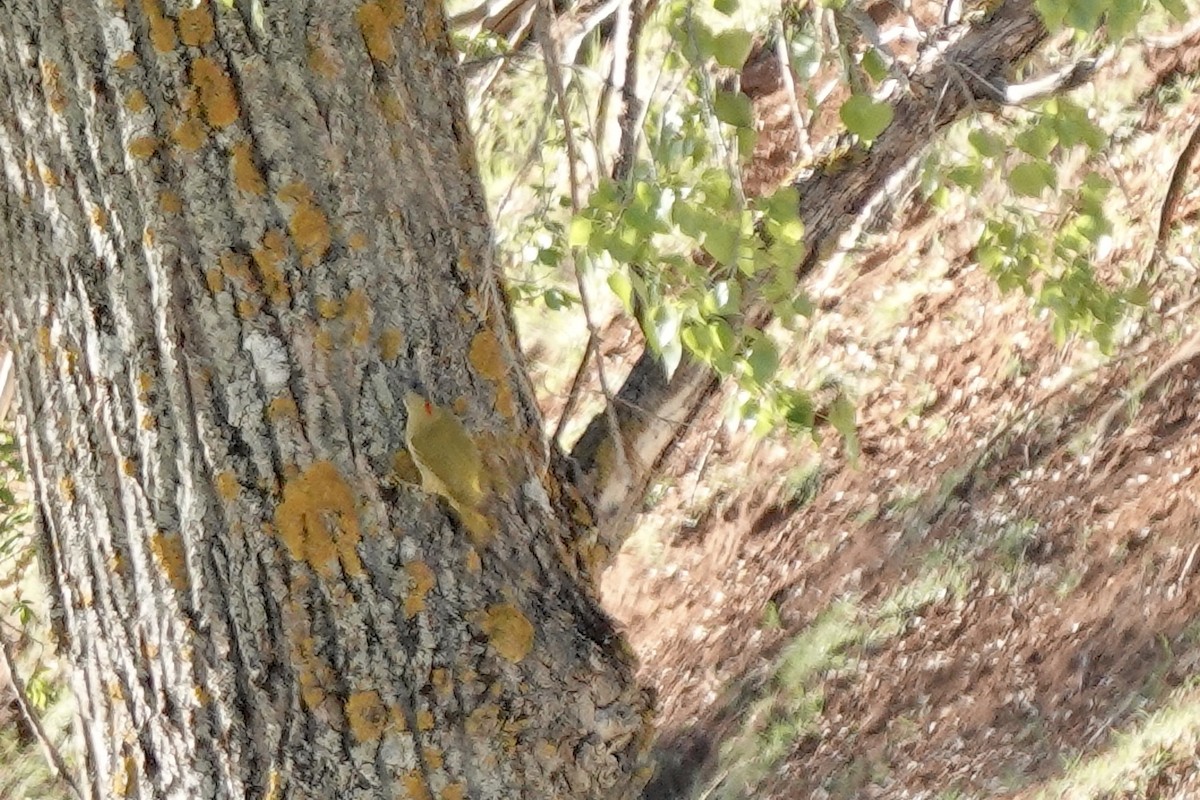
[861,48,889,82]
[826,395,860,464]
[703,220,741,266]
[1036,0,1069,29]
[714,90,754,129]
[714,0,739,13]
[780,389,815,431]
[1065,0,1109,31]
[1008,161,1055,197]
[1159,0,1188,19]
[839,95,893,141]
[568,216,592,247]
[712,29,754,69]
[608,270,634,310]
[967,129,1006,159]
[947,164,983,190]
[1015,125,1057,158]
[1107,0,1143,38]
[746,337,780,384]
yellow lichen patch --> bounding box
[348,230,368,250]
[344,288,371,347]
[293,634,336,710]
[128,136,158,160]
[136,372,153,399]
[268,396,298,422]
[41,62,67,114]
[307,41,337,79]
[430,668,452,698]
[423,747,443,769]
[121,458,137,476]
[356,3,396,64]
[143,0,177,52]
[403,561,435,618]
[219,250,255,286]
[143,226,156,248]
[441,783,466,800]
[465,702,500,736]
[193,685,209,705]
[149,532,190,592]
[401,771,432,800]
[178,3,215,46]
[274,460,364,578]
[482,604,534,663]
[39,165,60,188]
[231,140,267,196]
[191,57,239,129]
[59,476,75,502]
[172,117,207,151]
[465,331,504,383]
[315,328,333,352]
[378,90,405,123]
[160,191,182,214]
[289,203,332,267]
[140,414,156,431]
[115,51,138,70]
[214,471,240,501]
[345,689,388,742]
[387,703,409,732]
[415,708,435,731]
[378,328,404,361]
[253,228,290,303]
[316,297,341,319]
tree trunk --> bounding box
[0,1,653,798]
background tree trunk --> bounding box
[0,1,653,797]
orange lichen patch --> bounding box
[205,268,224,293]
[172,117,207,151]
[482,604,534,662]
[293,633,337,710]
[143,0,177,52]
[143,226,156,248]
[268,396,299,422]
[121,458,137,476]
[316,297,341,319]
[415,708,435,731]
[379,0,406,23]
[401,771,432,800]
[41,62,67,114]
[160,191,183,213]
[465,547,481,573]
[423,747,444,769]
[348,231,368,250]
[191,57,239,129]
[421,0,445,46]
[274,460,364,578]
[344,288,371,347]
[465,702,500,736]
[115,51,138,70]
[379,329,404,361]
[403,561,436,618]
[149,532,190,592]
[237,297,261,318]
[90,205,108,230]
[468,331,506,383]
[387,703,409,732]
[493,382,516,421]
[59,476,75,503]
[39,165,60,187]
[128,136,158,160]
[214,471,240,501]
[289,203,332,266]
[253,228,290,303]
[140,413,157,431]
[136,372,153,399]
[357,3,396,64]
[112,754,135,797]
[441,782,466,800]
[232,140,267,195]
[124,89,148,112]
[430,668,452,698]
[219,250,255,286]
[178,3,215,46]
[346,689,388,742]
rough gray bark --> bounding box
[571,0,1050,550]
[0,1,652,798]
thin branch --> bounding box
[536,0,631,474]
[0,626,83,800]
[775,17,815,164]
[611,0,646,184]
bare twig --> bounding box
[775,17,815,164]
[536,0,631,475]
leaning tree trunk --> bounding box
[0,1,653,798]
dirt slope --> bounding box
[601,32,1200,800]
